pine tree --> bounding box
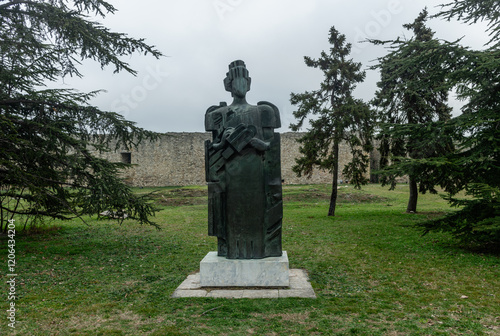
[436,0,500,48]
[411,1,500,248]
[0,0,163,231]
[290,26,374,216]
[370,9,453,213]
[370,2,499,248]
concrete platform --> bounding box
[172,269,316,299]
[200,251,289,287]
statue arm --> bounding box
[205,106,219,131]
[205,102,227,132]
[214,124,270,153]
[257,101,281,129]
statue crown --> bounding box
[226,60,249,80]
[224,60,251,92]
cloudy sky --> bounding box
[58,0,491,133]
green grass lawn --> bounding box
[1,184,499,335]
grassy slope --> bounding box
[1,184,499,335]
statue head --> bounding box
[224,60,251,98]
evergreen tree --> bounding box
[0,0,163,231]
[290,26,374,216]
[436,0,500,48]
[371,9,453,213]
[410,1,500,248]
[398,45,500,248]
[370,1,499,248]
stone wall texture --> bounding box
[97,132,368,187]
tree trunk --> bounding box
[328,141,340,216]
[406,177,418,213]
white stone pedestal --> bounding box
[200,251,289,287]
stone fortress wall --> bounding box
[96,132,370,187]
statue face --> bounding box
[231,76,249,98]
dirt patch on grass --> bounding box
[153,188,207,207]
[153,187,388,207]
[167,188,207,198]
[284,189,388,204]
[339,192,389,203]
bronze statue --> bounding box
[205,60,283,259]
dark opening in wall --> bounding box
[121,152,132,164]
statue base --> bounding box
[200,251,289,287]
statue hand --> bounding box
[212,127,235,150]
[249,138,270,152]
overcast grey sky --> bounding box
[57,0,491,133]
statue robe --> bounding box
[205,101,283,259]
